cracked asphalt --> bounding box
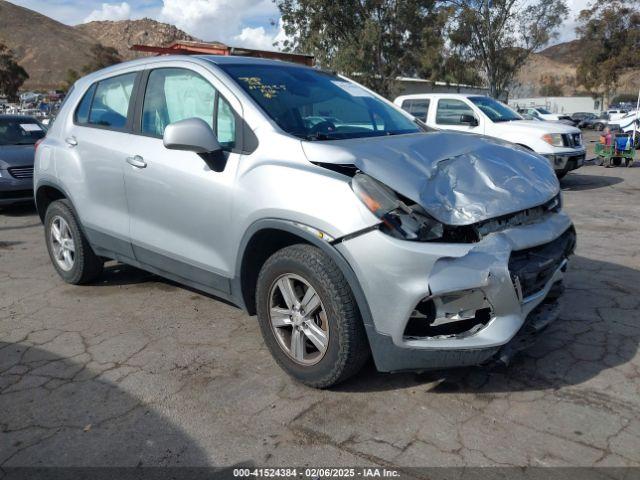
[1,142,639,468]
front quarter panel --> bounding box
[229,132,378,260]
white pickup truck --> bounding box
[395,93,585,178]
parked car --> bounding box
[0,115,46,207]
[35,56,576,387]
[571,112,596,124]
[605,109,628,121]
[581,113,609,131]
[396,93,585,178]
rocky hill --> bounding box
[75,18,198,62]
[0,0,96,89]
[0,0,197,89]
[513,39,640,98]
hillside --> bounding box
[0,0,96,89]
[0,1,197,89]
[75,19,198,62]
[513,39,640,98]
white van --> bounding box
[395,93,585,178]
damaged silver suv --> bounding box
[34,56,575,387]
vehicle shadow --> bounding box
[337,255,640,394]
[560,173,623,191]
[88,263,239,309]
[0,202,37,217]
[0,342,212,468]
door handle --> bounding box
[65,136,77,147]
[126,155,147,169]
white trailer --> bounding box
[508,96,602,115]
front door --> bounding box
[434,98,483,134]
[123,67,241,294]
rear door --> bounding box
[62,72,139,259]
[400,98,430,122]
[122,65,243,293]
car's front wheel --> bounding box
[256,244,370,388]
[44,199,103,284]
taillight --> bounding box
[34,139,43,151]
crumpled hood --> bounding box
[0,145,35,169]
[302,132,560,226]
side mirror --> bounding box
[460,114,478,126]
[163,118,221,154]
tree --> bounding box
[64,69,81,92]
[444,0,568,99]
[0,43,28,102]
[539,76,563,96]
[575,0,640,102]
[275,0,449,98]
[81,44,122,74]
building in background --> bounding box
[508,96,602,115]
[131,40,314,66]
[395,77,491,98]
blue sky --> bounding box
[11,0,588,50]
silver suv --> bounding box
[34,56,575,387]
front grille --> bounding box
[509,227,576,300]
[8,166,34,179]
[562,133,582,148]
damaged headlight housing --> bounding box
[351,173,444,241]
[542,133,564,148]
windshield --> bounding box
[537,107,552,114]
[219,64,420,140]
[0,118,46,146]
[468,96,522,122]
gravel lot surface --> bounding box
[1,131,639,468]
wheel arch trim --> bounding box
[233,219,375,330]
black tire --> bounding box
[595,123,605,131]
[44,199,103,284]
[556,170,568,179]
[256,244,370,388]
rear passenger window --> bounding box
[401,99,430,121]
[436,99,475,125]
[88,73,136,129]
[74,84,96,124]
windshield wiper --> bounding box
[304,132,337,141]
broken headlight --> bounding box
[351,173,444,241]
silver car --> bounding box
[34,56,575,387]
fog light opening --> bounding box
[403,294,493,340]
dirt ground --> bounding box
[1,131,639,468]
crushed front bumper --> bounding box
[335,212,575,372]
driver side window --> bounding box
[141,68,237,149]
[142,68,215,137]
[436,99,476,125]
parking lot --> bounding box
[1,131,639,469]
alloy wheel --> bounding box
[50,216,75,271]
[268,274,329,365]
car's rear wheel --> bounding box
[44,200,103,284]
[256,244,370,388]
